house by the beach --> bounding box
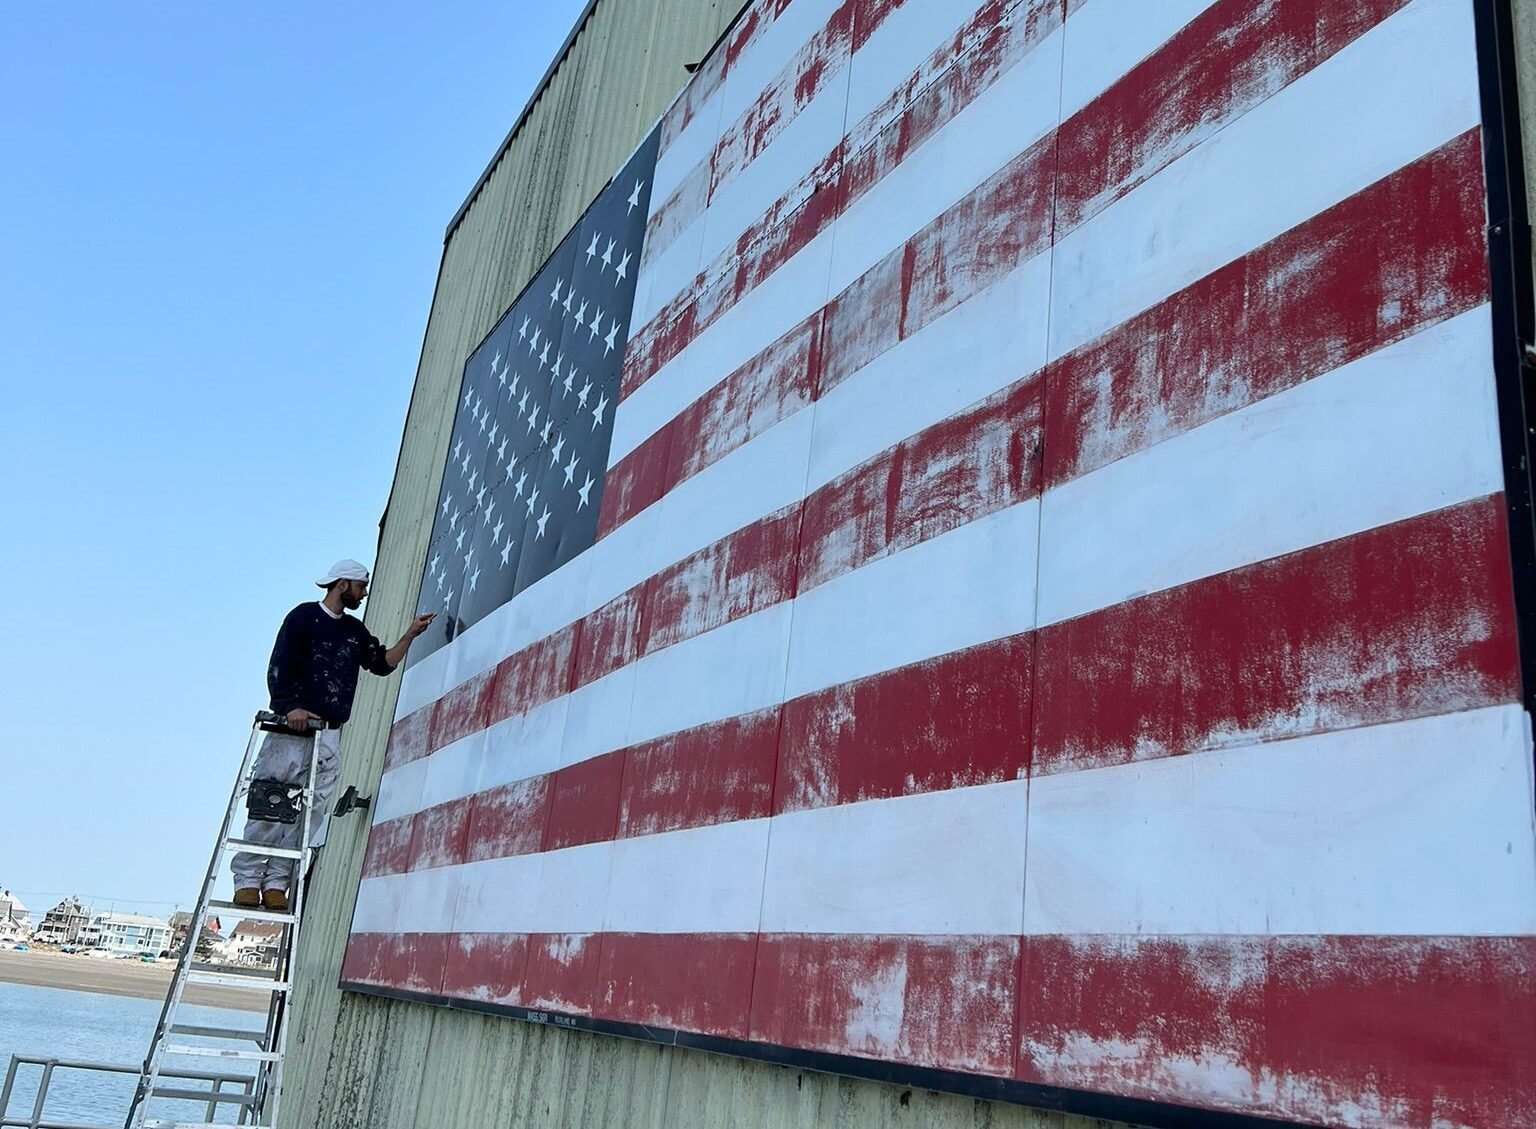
[0,890,30,943]
[35,896,90,945]
[81,912,172,957]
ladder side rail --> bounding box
[126,718,268,1129]
[258,729,321,1129]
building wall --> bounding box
[281,2,1536,1128]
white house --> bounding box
[0,890,31,943]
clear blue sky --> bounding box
[0,1,586,919]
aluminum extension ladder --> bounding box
[123,710,324,1129]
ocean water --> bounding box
[0,982,260,1127]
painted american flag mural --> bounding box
[342,0,1536,1124]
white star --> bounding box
[497,436,508,461]
[497,368,507,390]
[460,450,472,475]
[529,325,541,356]
[526,484,540,517]
[455,528,466,551]
[562,369,574,399]
[574,300,588,329]
[453,437,463,460]
[528,403,540,429]
[577,471,595,509]
[441,495,451,516]
[563,452,579,486]
[510,370,520,394]
[504,452,518,481]
[449,508,460,530]
[488,421,499,446]
[517,390,529,417]
[435,570,445,592]
[550,434,565,467]
[540,417,553,445]
[551,351,563,378]
[577,379,592,408]
[477,408,488,433]
[585,232,600,262]
[550,277,563,307]
[445,586,455,606]
[591,393,609,429]
[536,505,551,539]
[492,516,504,542]
[514,470,528,498]
[604,320,619,355]
[475,485,487,510]
[463,388,473,408]
[469,566,480,593]
[563,285,574,315]
[468,468,478,492]
[601,238,615,269]
[627,179,643,212]
[589,307,603,341]
[539,340,550,368]
[518,316,529,340]
[492,350,502,372]
[615,251,632,282]
[430,552,440,574]
[500,539,513,566]
[462,547,474,570]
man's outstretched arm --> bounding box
[382,613,436,670]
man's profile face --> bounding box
[339,578,368,610]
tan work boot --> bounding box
[233,887,261,907]
[261,888,289,912]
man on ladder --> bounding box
[232,559,434,910]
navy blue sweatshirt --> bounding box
[267,602,395,725]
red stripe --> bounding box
[465,776,550,864]
[599,932,759,1038]
[1017,934,1536,1128]
[544,751,626,851]
[340,932,448,998]
[619,707,781,838]
[1034,495,1522,777]
[442,932,530,1008]
[381,130,1493,784]
[1044,127,1490,489]
[523,932,603,1014]
[752,934,1020,1076]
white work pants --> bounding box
[230,728,341,893]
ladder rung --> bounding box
[206,900,297,924]
[150,1124,274,1129]
[168,1022,268,1044]
[223,838,304,858]
[186,969,291,991]
[191,960,281,980]
[150,1087,257,1106]
[164,1042,282,1061]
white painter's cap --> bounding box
[315,559,371,587]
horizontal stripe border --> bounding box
[337,976,1319,1129]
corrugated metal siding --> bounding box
[270,0,1117,1123]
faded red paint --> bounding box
[573,584,649,687]
[464,776,550,863]
[1017,934,1536,1128]
[522,933,603,1014]
[409,797,472,871]
[543,751,626,851]
[485,622,579,724]
[598,932,759,1039]
[596,418,675,537]
[752,934,1020,1075]
[618,707,781,838]
[441,933,530,1008]
[360,813,415,879]
[1045,129,1491,488]
[340,933,448,998]
[1034,496,1522,777]
[429,668,495,751]
[1056,0,1413,230]
[640,505,802,656]
[777,634,1033,814]
[382,706,432,773]
[799,374,1041,590]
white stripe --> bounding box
[1023,704,1536,935]
[1048,0,1480,359]
[1038,307,1502,627]
[844,0,995,126]
[785,500,1040,700]
[385,305,1498,824]
[760,780,1031,934]
[1058,0,1218,119]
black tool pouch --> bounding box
[247,778,303,824]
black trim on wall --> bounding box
[1476,0,1536,723]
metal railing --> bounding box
[0,1055,256,1129]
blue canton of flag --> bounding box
[406,132,660,664]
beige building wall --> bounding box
[282,2,1536,1127]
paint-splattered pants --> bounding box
[230,728,341,893]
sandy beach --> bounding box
[0,949,266,1012]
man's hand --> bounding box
[385,613,438,669]
[285,708,317,731]
[406,613,436,640]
